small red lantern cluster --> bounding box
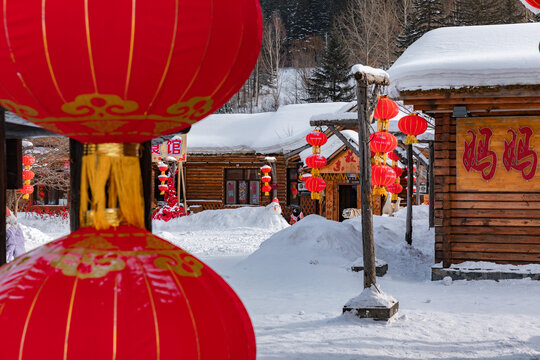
[158,162,169,195]
[387,152,403,201]
[370,97,400,196]
[20,155,35,199]
[398,113,428,145]
[261,165,272,196]
[305,130,328,200]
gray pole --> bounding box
[356,77,376,289]
[405,145,413,245]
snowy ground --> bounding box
[17,205,540,360]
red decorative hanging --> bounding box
[370,132,397,164]
[524,0,540,9]
[22,155,35,166]
[0,226,256,359]
[158,162,169,195]
[261,165,272,196]
[387,183,403,195]
[398,113,428,145]
[22,170,35,180]
[158,174,169,182]
[262,184,272,193]
[393,166,403,177]
[388,152,400,162]
[304,176,326,200]
[374,96,399,120]
[0,0,263,144]
[305,154,327,169]
[158,184,169,192]
[306,130,327,155]
[371,165,396,195]
[261,175,272,183]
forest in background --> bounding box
[222,0,539,113]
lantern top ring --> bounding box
[84,143,141,158]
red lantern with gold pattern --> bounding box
[305,154,327,169]
[0,226,256,359]
[0,0,262,144]
[398,113,428,145]
[371,165,396,195]
[374,96,399,120]
[306,131,328,147]
[370,132,398,154]
[305,176,326,200]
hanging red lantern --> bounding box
[398,113,428,145]
[0,0,263,144]
[38,190,46,198]
[372,165,397,195]
[0,226,256,359]
[524,0,540,9]
[158,163,169,172]
[21,184,34,194]
[22,155,35,166]
[374,96,399,120]
[301,173,312,182]
[22,170,35,180]
[306,130,327,155]
[158,174,169,182]
[158,184,169,193]
[370,132,397,164]
[413,187,417,193]
[393,166,403,177]
[387,183,403,201]
[305,154,327,169]
[388,152,400,162]
[304,176,326,200]
[405,176,417,183]
[261,165,272,196]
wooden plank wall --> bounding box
[434,113,540,266]
[184,153,290,210]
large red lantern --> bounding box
[304,176,326,200]
[393,166,403,177]
[305,154,327,169]
[0,0,263,144]
[372,165,396,195]
[306,130,327,154]
[370,132,397,164]
[387,183,403,195]
[398,113,428,145]
[374,96,399,120]
[0,226,256,359]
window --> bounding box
[225,169,260,205]
[287,168,300,206]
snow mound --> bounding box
[20,225,53,252]
[344,285,397,308]
[394,204,430,219]
[153,206,290,232]
[240,207,435,281]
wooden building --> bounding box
[388,23,540,266]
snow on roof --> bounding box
[5,111,40,127]
[187,102,349,154]
[388,23,540,97]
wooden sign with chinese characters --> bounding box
[456,116,539,191]
[320,150,360,174]
[151,134,187,163]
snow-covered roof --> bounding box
[388,23,540,97]
[187,102,351,154]
[6,111,40,127]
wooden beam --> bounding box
[0,108,6,265]
[69,139,83,232]
[310,119,358,128]
[6,139,22,189]
[140,141,153,232]
[327,125,361,158]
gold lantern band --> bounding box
[80,143,145,230]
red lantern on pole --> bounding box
[372,165,396,196]
[261,165,272,196]
[374,96,399,132]
[305,154,327,177]
[398,113,428,145]
[370,132,397,164]
[304,176,326,200]
[306,130,328,154]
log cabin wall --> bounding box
[184,153,298,219]
[402,88,540,267]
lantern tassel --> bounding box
[80,143,145,230]
[392,193,398,201]
[373,186,387,196]
[405,134,418,145]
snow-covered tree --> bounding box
[304,32,354,103]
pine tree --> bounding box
[396,0,445,56]
[453,0,503,26]
[304,32,354,103]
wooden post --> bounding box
[6,139,22,189]
[140,141,153,232]
[0,108,6,265]
[356,78,376,289]
[405,144,413,245]
[429,141,435,229]
[69,139,83,232]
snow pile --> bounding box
[20,225,54,252]
[439,261,540,274]
[344,285,397,308]
[240,206,434,282]
[388,23,540,96]
[154,206,289,233]
[18,214,69,251]
[351,64,390,84]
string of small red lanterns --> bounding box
[21,155,35,200]
[387,152,403,201]
[261,165,272,196]
[305,130,328,200]
[157,162,169,195]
